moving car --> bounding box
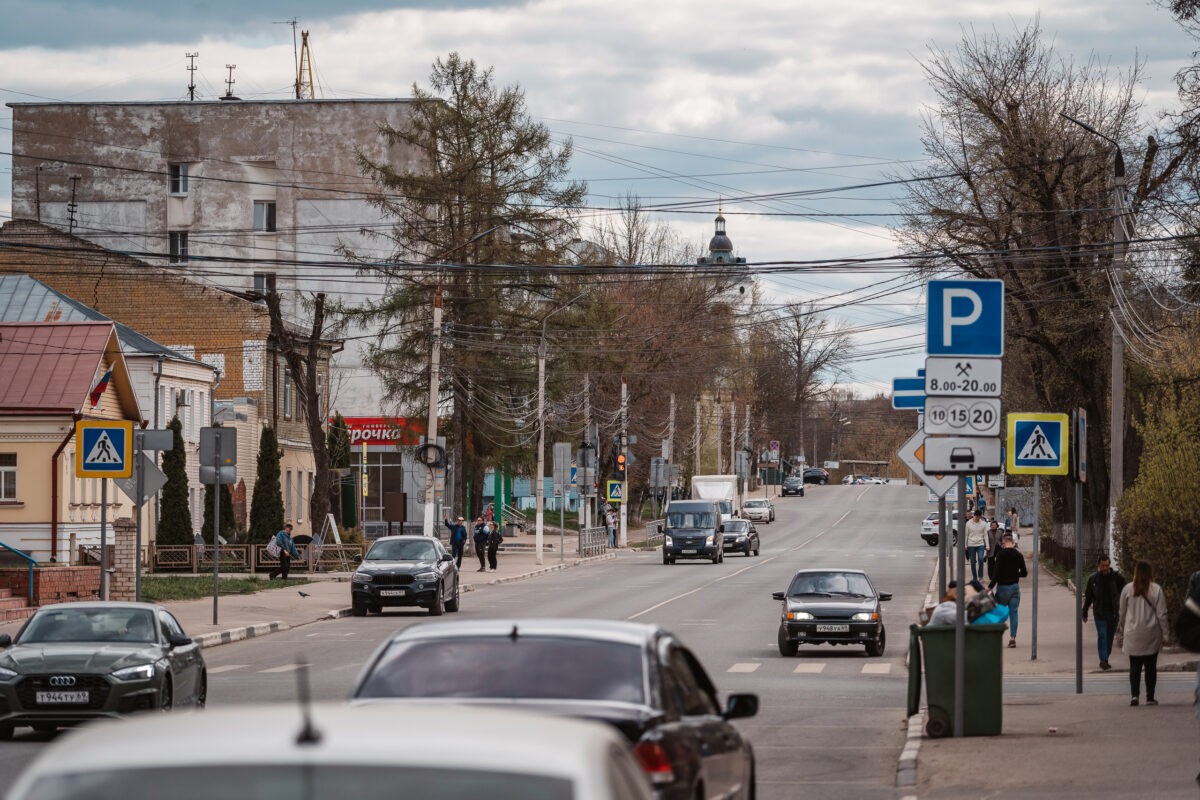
[773,569,891,657]
[659,500,724,564]
[920,511,958,547]
[721,519,760,557]
[351,619,759,800]
[0,602,205,738]
[351,535,460,616]
[802,467,829,485]
[781,476,804,496]
[741,498,774,524]
[7,703,655,800]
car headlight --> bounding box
[664,536,672,546]
[852,612,880,622]
[705,535,714,546]
[415,571,437,582]
[112,663,156,681]
[737,535,747,541]
[788,611,814,620]
[352,572,374,583]
[0,666,17,680]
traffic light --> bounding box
[615,452,627,481]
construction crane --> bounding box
[296,30,317,99]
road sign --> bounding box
[1006,413,1069,476]
[924,397,1001,436]
[897,428,958,497]
[927,279,1005,356]
[1075,409,1087,483]
[924,357,1002,397]
[606,480,624,503]
[922,436,1003,474]
[75,420,133,479]
[891,376,926,410]
[113,453,168,506]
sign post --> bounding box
[75,421,133,601]
[200,427,237,625]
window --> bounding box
[285,470,293,521]
[253,272,277,303]
[296,471,304,524]
[169,231,188,264]
[168,163,188,195]
[283,367,293,418]
[0,454,15,501]
[253,200,277,232]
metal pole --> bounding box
[1032,475,1040,660]
[422,286,443,538]
[584,376,592,531]
[212,430,221,625]
[1075,478,1084,694]
[100,480,108,601]
[694,400,701,476]
[954,474,966,738]
[619,381,628,548]
[535,334,546,566]
[937,495,947,598]
[560,473,564,563]
[135,436,144,602]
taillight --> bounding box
[633,740,676,784]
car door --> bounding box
[157,611,200,703]
[660,642,736,799]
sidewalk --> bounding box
[0,535,616,648]
[905,547,1200,799]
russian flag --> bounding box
[88,369,113,407]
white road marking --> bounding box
[259,664,305,673]
[861,663,892,675]
[793,663,827,673]
[206,664,248,674]
[727,663,761,673]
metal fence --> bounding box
[577,526,608,558]
[148,543,366,574]
[643,520,664,548]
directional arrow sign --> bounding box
[891,376,926,410]
[113,453,169,506]
[897,428,959,497]
[924,357,1003,397]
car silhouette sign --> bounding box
[923,436,1002,474]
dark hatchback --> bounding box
[351,619,758,800]
[773,569,891,657]
[781,476,805,496]
[721,519,759,557]
[351,536,460,616]
[802,467,829,485]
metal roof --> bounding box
[0,322,116,414]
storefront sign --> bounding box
[336,416,426,446]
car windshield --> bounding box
[787,572,874,598]
[365,540,438,562]
[744,500,767,508]
[19,608,157,644]
[724,521,750,533]
[20,766,573,800]
[356,636,646,705]
[666,511,715,529]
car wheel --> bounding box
[777,624,798,657]
[745,546,751,557]
[663,553,673,565]
[866,626,886,657]
[754,543,761,556]
[428,587,445,616]
[351,600,367,617]
[159,677,174,712]
[369,605,382,615]
[926,536,939,547]
[195,672,207,708]
[445,580,461,612]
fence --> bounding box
[643,520,664,548]
[147,543,366,574]
[577,526,608,558]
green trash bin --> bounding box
[907,623,1005,737]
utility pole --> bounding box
[729,401,736,474]
[421,286,443,538]
[185,52,198,101]
[744,405,751,493]
[694,400,701,476]
[715,404,722,476]
[619,380,629,547]
[535,334,547,566]
[584,375,592,531]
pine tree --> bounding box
[201,482,238,541]
[157,417,192,545]
[248,425,284,543]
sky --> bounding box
[0,0,1195,397]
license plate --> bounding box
[36,691,89,704]
[681,549,697,554]
[816,624,850,633]
[379,589,407,597]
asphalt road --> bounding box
[0,484,939,798]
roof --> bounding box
[389,618,661,648]
[0,275,213,369]
[0,322,131,416]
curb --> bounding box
[896,710,924,790]
[195,621,289,649]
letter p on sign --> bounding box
[927,279,1004,357]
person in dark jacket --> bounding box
[443,516,468,568]
[268,523,301,580]
[990,532,1028,648]
[472,518,489,572]
[486,521,503,572]
[1082,555,1126,670]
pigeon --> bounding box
[298,591,311,598]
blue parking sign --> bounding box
[927,280,1004,356]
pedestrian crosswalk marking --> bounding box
[793,663,826,673]
[727,662,760,673]
[259,664,305,673]
[84,431,123,464]
[861,663,891,675]
[207,664,248,674]
[1016,424,1057,461]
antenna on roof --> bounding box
[296,31,316,99]
[293,658,322,746]
[221,64,240,101]
[185,52,199,101]
[275,18,301,99]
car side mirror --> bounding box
[353,553,363,563]
[169,634,192,649]
[771,591,785,601]
[878,592,893,601]
[0,634,11,648]
[441,553,453,562]
[723,693,758,720]
[657,523,663,534]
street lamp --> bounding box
[535,292,585,565]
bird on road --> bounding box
[298,591,311,598]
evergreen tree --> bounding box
[201,482,238,541]
[327,413,355,529]
[248,425,285,543]
[157,417,192,545]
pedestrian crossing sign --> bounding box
[75,420,134,478]
[606,480,624,503]
[1006,413,1068,476]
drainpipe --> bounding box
[51,413,83,562]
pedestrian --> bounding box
[486,520,503,572]
[928,583,959,626]
[605,507,617,548]
[472,517,489,572]
[989,532,1028,648]
[1081,555,1126,670]
[1114,560,1169,706]
[975,490,987,516]
[1005,506,1020,535]
[443,515,468,568]
[964,510,988,583]
[268,523,301,580]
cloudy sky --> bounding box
[0,0,1194,395]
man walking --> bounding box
[1082,555,1126,670]
[472,517,489,572]
[268,523,301,580]
[443,515,468,568]
[990,532,1028,648]
[964,510,988,582]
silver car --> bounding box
[742,498,774,524]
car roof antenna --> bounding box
[294,657,322,746]
[509,624,519,641]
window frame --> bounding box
[168,231,189,264]
[253,200,277,233]
[0,453,15,502]
[168,163,189,195]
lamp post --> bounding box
[536,292,585,565]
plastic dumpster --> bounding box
[907,623,1005,737]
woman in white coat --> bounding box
[1114,560,1170,706]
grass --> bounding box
[140,575,312,602]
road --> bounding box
[0,484,938,798]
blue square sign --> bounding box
[1006,413,1068,476]
[927,279,1004,356]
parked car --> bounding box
[741,498,774,524]
[920,511,959,547]
[351,535,460,616]
[773,569,892,657]
[6,703,655,800]
[722,519,760,557]
[659,500,725,564]
[781,476,805,496]
[351,619,759,800]
[0,602,206,738]
[802,467,829,485]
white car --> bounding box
[920,511,959,547]
[742,498,775,523]
[7,703,655,800]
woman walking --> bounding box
[1115,560,1170,706]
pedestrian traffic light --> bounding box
[615,452,627,480]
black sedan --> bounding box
[802,467,829,485]
[773,569,891,657]
[781,476,805,496]
[0,602,205,737]
[350,618,759,800]
[722,519,760,556]
[351,535,460,616]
